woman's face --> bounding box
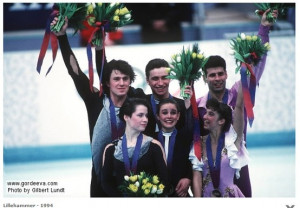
[125,105,148,132]
[157,103,180,132]
[203,108,223,131]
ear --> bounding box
[218,118,225,126]
[124,115,129,122]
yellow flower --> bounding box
[115,9,120,15]
[97,3,102,7]
[236,37,241,42]
[165,67,171,74]
[146,182,153,189]
[119,7,129,15]
[252,35,258,41]
[197,53,204,59]
[246,35,251,41]
[152,175,159,184]
[87,4,94,14]
[192,52,197,59]
[129,175,138,182]
[113,15,120,22]
[264,42,271,50]
[144,189,150,195]
[128,184,138,193]
[158,183,165,190]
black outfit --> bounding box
[101,138,168,197]
[57,34,143,197]
[143,94,189,139]
[163,128,193,197]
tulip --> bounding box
[176,56,181,63]
[264,42,271,50]
[246,35,251,41]
[124,175,129,181]
[158,183,165,190]
[252,35,258,41]
[129,175,138,182]
[151,185,157,194]
[144,189,150,195]
[113,15,120,22]
[192,52,197,59]
[197,53,204,59]
[135,181,140,188]
[124,13,131,20]
[152,175,159,184]
[240,33,246,40]
[115,9,120,15]
[87,4,94,14]
[87,17,96,25]
[156,189,163,194]
[120,7,129,15]
[128,184,138,193]
[236,37,241,42]
[146,182,153,189]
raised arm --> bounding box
[233,82,244,150]
[255,8,278,82]
[51,17,97,101]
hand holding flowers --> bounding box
[255,3,294,23]
[119,172,165,197]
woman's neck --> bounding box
[209,128,222,144]
[125,129,141,146]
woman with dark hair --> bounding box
[189,83,249,197]
[101,98,168,197]
[156,98,193,197]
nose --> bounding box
[157,78,163,85]
[119,78,124,85]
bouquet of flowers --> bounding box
[119,171,165,197]
[86,3,133,47]
[50,3,88,34]
[167,43,208,99]
[255,3,295,23]
[230,33,271,74]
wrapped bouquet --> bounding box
[230,33,270,74]
[230,32,271,126]
[167,43,208,99]
[50,3,87,34]
[86,3,133,47]
[119,172,165,197]
[255,3,295,23]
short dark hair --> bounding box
[206,98,232,132]
[102,59,136,95]
[157,98,180,115]
[145,58,169,80]
[203,55,226,76]
[119,98,150,122]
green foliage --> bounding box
[255,3,295,23]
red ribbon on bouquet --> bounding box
[191,83,202,161]
[86,21,108,95]
[240,62,257,127]
[36,8,59,76]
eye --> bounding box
[151,77,159,81]
[170,110,177,115]
[122,77,130,81]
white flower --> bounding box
[240,33,246,40]
[135,181,140,187]
[151,185,157,194]
[124,13,131,20]
[176,56,181,62]
[124,175,129,181]
[156,189,163,194]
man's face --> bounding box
[147,67,170,100]
[107,70,131,98]
[205,67,227,93]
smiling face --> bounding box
[203,108,224,132]
[124,105,148,133]
[157,103,180,133]
[107,70,131,98]
[147,67,170,100]
[205,67,227,94]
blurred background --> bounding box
[2,2,296,199]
